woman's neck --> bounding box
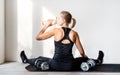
[62,23,69,28]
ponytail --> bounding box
[69,18,76,28]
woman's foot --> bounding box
[20,50,28,63]
[97,50,104,64]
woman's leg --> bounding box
[27,56,51,65]
[91,50,104,65]
[96,50,104,65]
[20,51,28,63]
[73,57,88,70]
[20,51,51,69]
[73,51,104,70]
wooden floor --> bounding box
[0,62,120,75]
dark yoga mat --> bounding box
[25,64,120,72]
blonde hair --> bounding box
[69,18,76,28]
[60,11,76,28]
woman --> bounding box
[20,11,104,71]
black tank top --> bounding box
[53,27,74,62]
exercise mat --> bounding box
[25,64,120,72]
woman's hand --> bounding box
[83,54,88,58]
[81,53,88,58]
[42,19,56,27]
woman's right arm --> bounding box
[75,32,88,58]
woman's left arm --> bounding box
[36,20,55,40]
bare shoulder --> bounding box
[54,28,62,32]
[48,27,60,32]
[69,29,79,42]
[70,29,78,36]
[54,27,61,30]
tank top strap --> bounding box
[62,27,71,38]
[58,27,72,42]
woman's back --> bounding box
[54,27,75,59]
[54,27,76,43]
[50,27,76,70]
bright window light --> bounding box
[42,7,56,57]
[17,0,33,61]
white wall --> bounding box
[17,0,33,61]
[5,0,120,63]
[5,0,18,61]
[31,0,120,63]
[0,0,4,64]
